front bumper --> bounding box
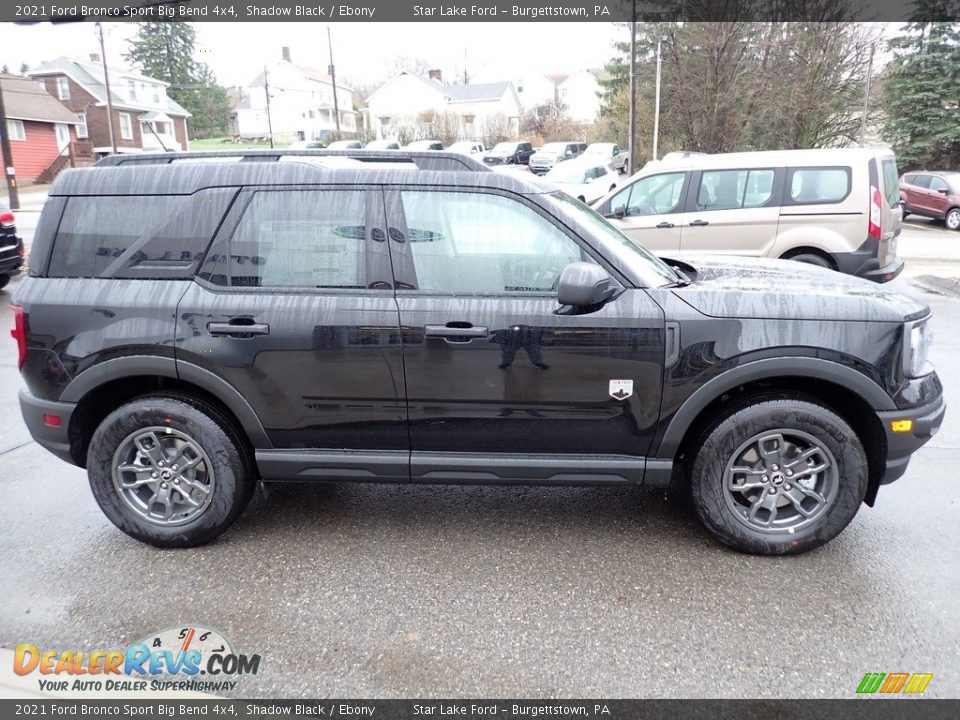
[19,389,77,465]
[876,393,945,485]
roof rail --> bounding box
[95,149,491,172]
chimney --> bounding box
[428,69,442,82]
[90,53,101,63]
[281,47,291,63]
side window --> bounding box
[786,167,851,205]
[903,174,918,185]
[399,191,583,294]
[617,172,686,216]
[612,145,620,156]
[912,174,932,189]
[696,169,774,211]
[217,190,368,289]
[882,159,901,206]
[928,176,949,192]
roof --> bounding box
[0,74,78,124]
[248,62,354,93]
[27,57,190,117]
[368,72,513,105]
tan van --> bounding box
[592,148,903,282]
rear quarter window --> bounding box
[882,159,900,207]
[784,167,851,205]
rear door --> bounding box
[679,167,781,257]
[176,186,407,469]
[599,171,690,254]
[385,187,665,480]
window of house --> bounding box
[75,112,88,139]
[127,79,137,100]
[119,112,133,140]
[56,77,70,100]
[399,191,583,294]
[6,120,26,141]
[152,86,160,103]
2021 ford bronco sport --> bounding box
[11,150,945,554]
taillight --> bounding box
[868,185,882,240]
[0,210,14,228]
[10,304,26,370]
[17,241,25,257]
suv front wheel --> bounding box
[87,394,255,548]
[690,397,867,555]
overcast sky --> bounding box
[1,22,625,89]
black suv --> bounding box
[483,141,535,166]
[12,150,944,554]
[0,200,25,290]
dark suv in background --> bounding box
[483,141,535,166]
[0,199,25,290]
[12,149,944,554]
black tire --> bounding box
[945,207,960,231]
[0,274,9,290]
[87,394,255,548]
[787,253,833,270]
[690,397,867,555]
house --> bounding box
[513,73,557,110]
[557,71,602,126]
[365,70,521,141]
[28,55,190,157]
[1,73,82,183]
[229,47,357,143]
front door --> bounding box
[176,186,407,462]
[603,171,689,255]
[54,123,70,156]
[386,188,665,481]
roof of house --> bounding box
[368,72,514,105]
[27,57,190,117]
[248,62,354,93]
[0,74,78,124]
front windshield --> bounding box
[544,191,683,288]
[546,164,588,184]
[540,143,566,154]
[491,142,517,154]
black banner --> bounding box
[5,0,960,23]
[1,700,960,720]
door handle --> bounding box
[688,219,710,227]
[424,324,489,340]
[207,320,271,337]
[655,221,675,229]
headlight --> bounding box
[903,317,933,377]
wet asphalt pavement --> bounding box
[0,214,958,698]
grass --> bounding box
[189,137,290,151]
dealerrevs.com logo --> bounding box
[14,625,261,693]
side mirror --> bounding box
[937,187,949,195]
[608,205,626,219]
[557,262,622,310]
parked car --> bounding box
[899,171,960,230]
[326,140,364,150]
[584,143,629,173]
[364,140,401,150]
[287,140,325,150]
[545,158,620,204]
[447,141,485,155]
[593,148,903,282]
[12,148,943,554]
[482,141,534,166]
[405,140,444,151]
[529,142,585,175]
[0,199,25,291]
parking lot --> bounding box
[1,193,958,698]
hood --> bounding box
[487,148,515,157]
[670,255,928,323]
[532,150,562,160]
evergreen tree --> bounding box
[125,22,230,139]
[882,21,960,170]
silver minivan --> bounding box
[592,148,903,282]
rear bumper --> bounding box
[832,238,903,283]
[876,393,945,485]
[19,389,77,465]
[0,236,23,274]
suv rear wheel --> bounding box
[946,207,960,231]
[87,395,255,548]
[690,397,867,555]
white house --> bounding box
[514,73,557,110]
[365,70,521,141]
[229,47,357,142]
[558,71,602,125]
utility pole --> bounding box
[263,65,275,148]
[653,36,665,162]
[627,2,637,175]
[327,26,341,134]
[96,22,117,155]
[859,42,876,147]
[0,74,20,209]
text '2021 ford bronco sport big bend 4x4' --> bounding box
[11,150,945,554]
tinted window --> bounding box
[903,173,918,185]
[928,176,949,192]
[216,190,368,288]
[697,169,774,211]
[400,191,582,294]
[882,159,900,206]
[612,172,686,216]
[911,174,932,189]
[787,167,851,204]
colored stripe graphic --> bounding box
[857,673,886,693]
[880,672,910,693]
[903,673,933,694]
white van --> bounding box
[592,148,903,282]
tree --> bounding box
[19,62,29,75]
[882,21,960,170]
[125,22,231,139]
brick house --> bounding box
[1,73,80,182]
[28,55,190,158]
